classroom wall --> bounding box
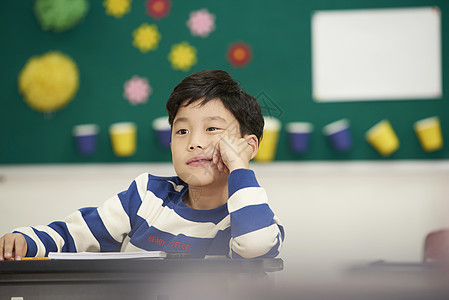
[1,162,448,283]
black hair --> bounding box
[166,70,264,142]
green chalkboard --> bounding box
[1,0,448,164]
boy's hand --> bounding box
[212,131,258,173]
[0,233,27,260]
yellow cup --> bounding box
[414,116,443,152]
[254,117,281,162]
[109,122,137,157]
[365,120,399,156]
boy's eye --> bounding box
[176,129,189,135]
[206,127,220,132]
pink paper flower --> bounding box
[186,9,215,38]
[123,76,152,105]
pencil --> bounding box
[11,257,51,261]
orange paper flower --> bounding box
[146,0,171,19]
[227,42,252,67]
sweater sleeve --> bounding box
[13,173,149,257]
[227,169,285,259]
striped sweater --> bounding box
[14,169,284,259]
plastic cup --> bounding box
[152,116,171,149]
[323,119,352,152]
[254,117,282,162]
[72,124,99,156]
[365,120,399,156]
[286,122,313,154]
[414,116,443,152]
[109,122,137,157]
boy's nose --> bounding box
[188,134,206,151]
[189,144,203,150]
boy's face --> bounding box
[170,98,241,187]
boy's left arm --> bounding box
[213,133,284,258]
[227,168,284,258]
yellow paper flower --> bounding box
[133,23,161,53]
[18,52,79,113]
[168,42,197,71]
[103,0,131,18]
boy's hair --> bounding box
[166,70,264,142]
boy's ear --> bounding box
[244,134,259,160]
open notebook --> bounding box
[48,251,168,260]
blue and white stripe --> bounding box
[15,169,284,259]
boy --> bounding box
[0,70,284,260]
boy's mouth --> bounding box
[186,156,213,166]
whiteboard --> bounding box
[311,7,442,102]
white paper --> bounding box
[48,251,167,260]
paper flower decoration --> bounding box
[123,76,152,105]
[34,0,89,32]
[146,0,171,19]
[103,0,131,18]
[227,42,252,67]
[187,9,216,37]
[18,51,79,113]
[133,23,161,53]
[168,42,197,71]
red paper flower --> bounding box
[146,0,171,19]
[227,42,252,67]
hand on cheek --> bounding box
[212,142,230,174]
[212,133,257,172]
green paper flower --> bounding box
[34,0,89,33]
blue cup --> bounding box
[323,119,352,152]
[73,124,99,156]
[152,117,171,149]
[286,122,313,154]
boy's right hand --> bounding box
[0,233,27,260]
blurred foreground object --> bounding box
[0,258,283,300]
[424,229,449,262]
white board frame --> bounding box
[311,7,442,102]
